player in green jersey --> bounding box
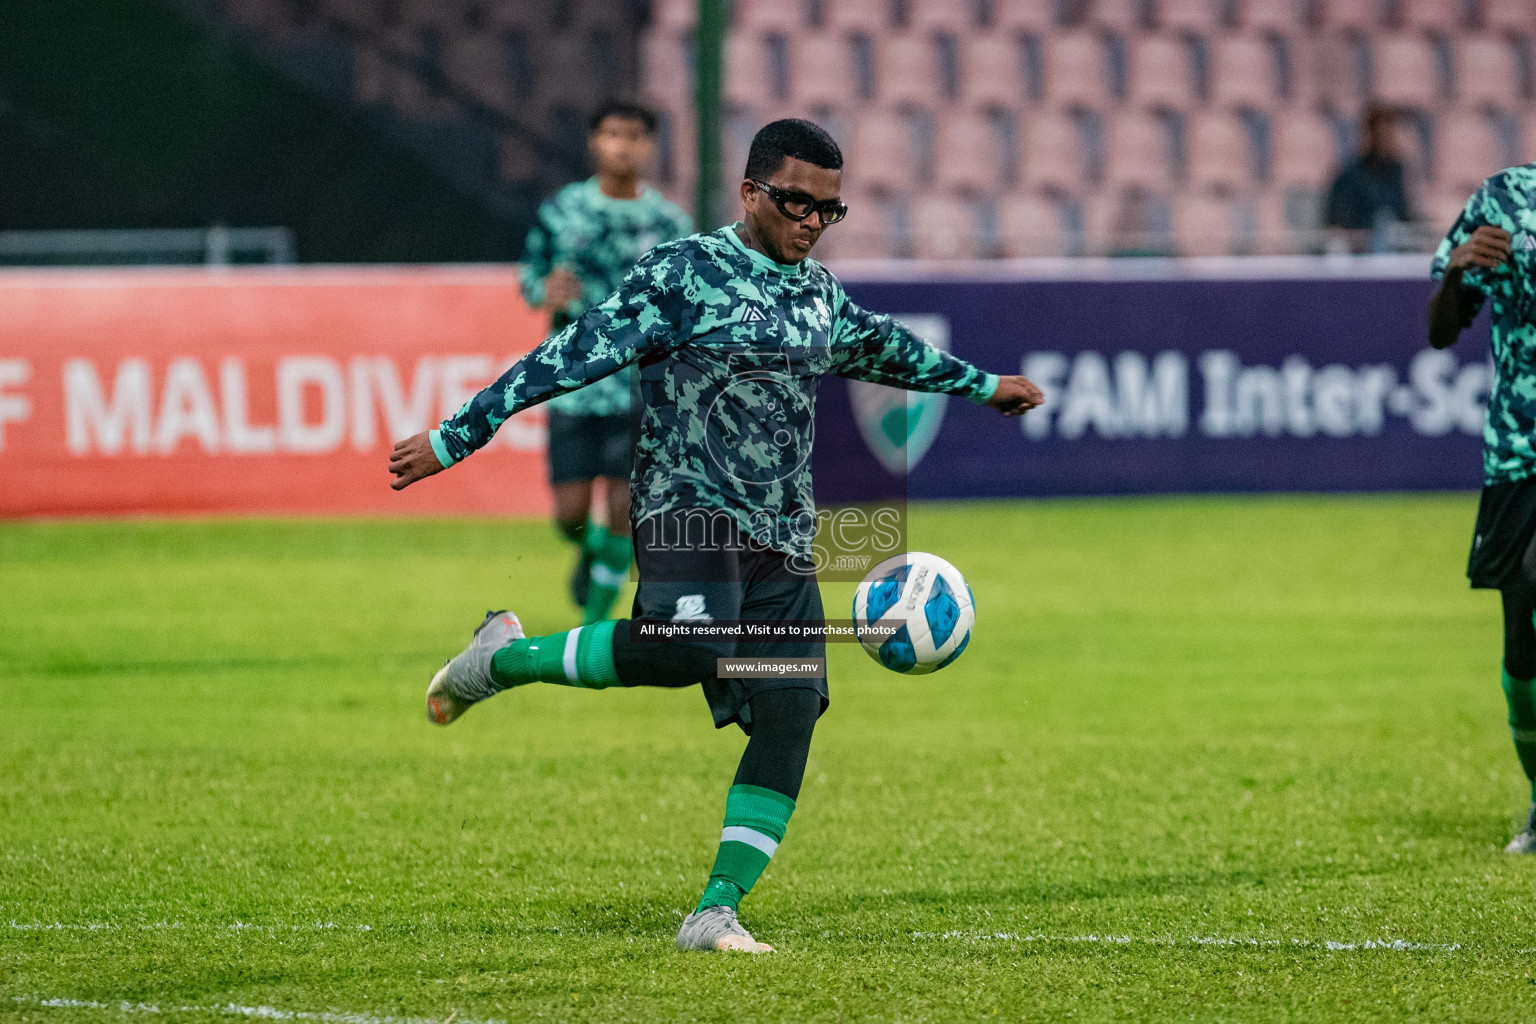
[1430,164,1536,853]
[390,119,1043,950]
[521,101,693,623]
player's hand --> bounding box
[389,431,446,491]
[1448,225,1512,271]
[543,266,582,310]
[985,375,1045,417]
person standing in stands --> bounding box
[1325,105,1416,254]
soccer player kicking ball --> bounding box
[389,119,1043,950]
[520,101,692,623]
[1429,166,1536,853]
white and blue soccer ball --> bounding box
[852,552,974,674]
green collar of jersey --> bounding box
[582,176,653,210]
[724,223,807,277]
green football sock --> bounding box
[583,531,633,625]
[695,785,796,913]
[490,619,620,690]
[1503,667,1536,801]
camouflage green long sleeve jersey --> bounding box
[435,225,999,555]
[1433,165,1536,485]
[519,177,692,417]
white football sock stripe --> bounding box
[562,627,582,682]
[720,826,778,857]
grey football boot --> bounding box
[1506,804,1536,854]
[425,610,523,726]
[675,906,773,953]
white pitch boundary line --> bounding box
[912,931,1462,952]
[12,997,498,1024]
[7,922,373,933]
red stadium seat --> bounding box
[735,0,804,31]
[961,34,1028,106]
[934,110,1002,192]
[846,108,920,192]
[1241,0,1307,32]
[1303,32,1371,110]
[1044,32,1112,107]
[1128,33,1197,107]
[876,32,943,105]
[1210,33,1281,107]
[995,0,1058,31]
[813,189,890,258]
[1271,110,1339,187]
[1372,32,1442,108]
[824,0,893,31]
[1318,0,1379,30]
[1173,191,1237,255]
[1018,109,1087,191]
[793,34,858,106]
[652,0,697,31]
[911,193,983,258]
[724,34,775,108]
[908,0,977,30]
[1103,110,1175,188]
[1086,0,1148,32]
[1457,35,1523,107]
[1399,0,1464,32]
[1484,0,1535,34]
[1188,111,1253,190]
[641,31,692,108]
[1158,0,1228,32]
[1436,110,1504,194]
[998,192,1069,256]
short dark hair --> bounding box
[744,118,843,181]
[589,100,658,135]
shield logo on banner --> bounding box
[848,314,951,476]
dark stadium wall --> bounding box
[0,0,528,262]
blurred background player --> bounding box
[520,100,692,623]
[1429,164,1536,853]
[390,118,1042,952]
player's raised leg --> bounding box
[425,610,524,725]
[1501,589,1536,852]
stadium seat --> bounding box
[1253,186,1323,253]
[1372,32,1445,108]
[793,34,858,106]
[1436,110,1504,195]
[824,0,894,31]
[1128,33,1197,107]
[995,0,1058,31]
[1241,0,1307,31]
[847,108,919,192]
[1103,110,1175,187]
[911,194,982,258]
[935,110,1002,191]
[641,31,692,108]
[961,34,1029,106]
[1484,0,1535,33]
[1187,111,1253,191]
[813,188,891,258]
[398,0,451,30]
[724,33,775,107]
[1086,186,1175,254]
[1318,0,1379,30]
[541,32,603,106]
[1425,186,1476,230]
[651,0,697,30]
[1271,110,1339,186]
[1157,0,1228,32]
[1522,110,1536,163]
[876,32,943,105]
[1305,31,1372,109]
[1457,35,1523,107]
[1210,33,1281,107]
[735,0,803,32]
[1398,0,1464,32]
[1172,191,1236,255]
[998,191,1069,256]
[1018,109,1088,191]
[1086,0,1149,32]
[907,0,980,30]
[1044,32,1113,106]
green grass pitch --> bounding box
[3,495,1532,1022]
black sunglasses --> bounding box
[750,180,848,226]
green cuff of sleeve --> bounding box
[428,429,456,468]
[967,373,1000,405]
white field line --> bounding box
[13,997,497,1024]
[7,922,372,933]
[912,931,1462,952]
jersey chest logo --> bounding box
[740,305,768,322]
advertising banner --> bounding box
[817,274,1490,501]
[0,268,552,517]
